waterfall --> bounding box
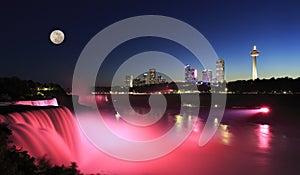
[0,106,80,165]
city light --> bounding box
[259,107,270,114]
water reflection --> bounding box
[257,124,272,152]
[254,124,273,168]
[175,114,183,129]
[115,112,121,119]
[174,114,199,133]
[219,124,231,145]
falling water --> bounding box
[0,106,80,165]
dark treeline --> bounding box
[95,82,211,93]
[129,77,300,94]
[132,83,170,93]
[2,77,300,99]
[0,77,66,101]
[227,77,300,94]
[125,82,211,93]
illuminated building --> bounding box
[216,59,225,83]
[125,75,134,87]
[149,69,156,84]
[202,69,212,83]
[185,64,191,82]
[143,73,148,84]
[250,45,260,80]
[156,75,166,84]
[130,75,133,87]
[191,69,197,82]
[133,77,142,87]
[185,64,198,83]
[125,75,130,87]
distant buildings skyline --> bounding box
[126,68,168,87]
[123,45,269,87]
[125,58,226,87]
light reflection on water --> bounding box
[219,124,231,145]
[110,107,273,154]
[255,124,273,168]
[76,95,299,174]
[257,124,272,151]
[83,109,279,174]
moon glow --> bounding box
[50,30,64,44]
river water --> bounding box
[1,94,300,174]
[75,94,300,175]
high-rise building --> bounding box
[130,75,133,87]
[202,69,212,83]
[156,75,161,84]
[133,77,142,87]
[185,64,198,83]
[125,75,130,87]
[155,75,166,84]
[216,59,225,83]
[185,64,191,82]
[250,45,259,80]
[191,68,198,82]
[143,73,148,84]
[149,69,156,84]
[125,75,133,87]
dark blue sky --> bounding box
[1,0,299,87]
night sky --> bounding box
[1,0,299,87]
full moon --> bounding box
[50,29,64,44]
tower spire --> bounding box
[250,45,260,80]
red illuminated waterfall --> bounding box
[13,98,58,106]
[0,106,80,165]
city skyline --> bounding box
[1,1,299,88]
[124,58,224,87]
